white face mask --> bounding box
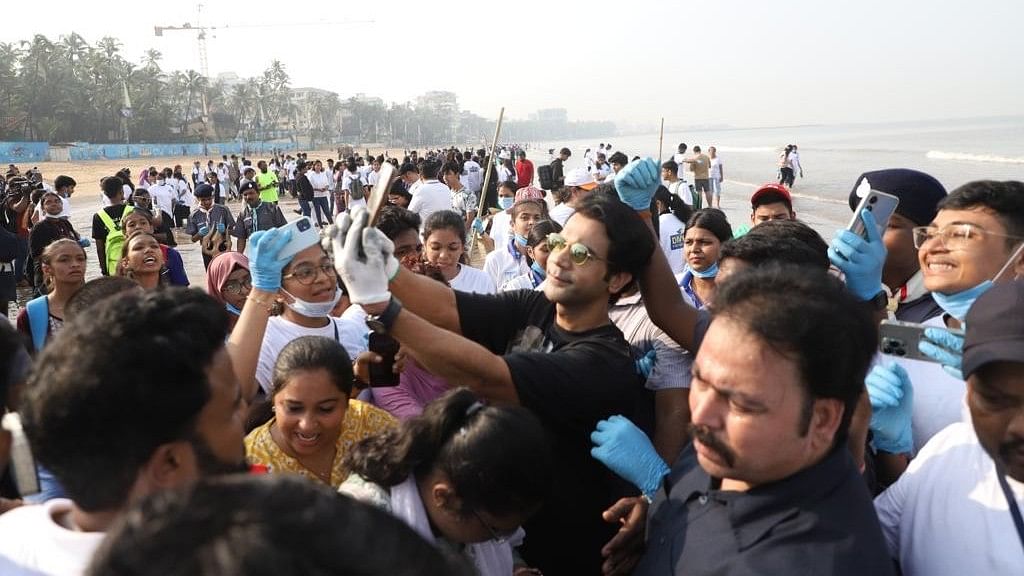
[281,287,342,318]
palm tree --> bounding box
[180,69,205,137]
[142,48,162,72]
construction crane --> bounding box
[155,4,373,146]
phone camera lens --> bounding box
[869,196,878,204]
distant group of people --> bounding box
[1,136,1023,576]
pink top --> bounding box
[371,358,450,420]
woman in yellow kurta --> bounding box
[245,335,395,487]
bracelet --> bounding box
[247,293,278,314]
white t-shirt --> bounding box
[592,164,612,182]
[658,212,687,275]
[147,181,176,216]
[666,180,695,207]
[484,245,529,291]
[609,293,692,391]
[256,315,367,394]
[790,151,802,174]
[497,165,514,184]
[489,211,512,252]
[549,203,575,227]
[366,169,380,188]
[874,422,1024,576]
[891,314,968,453]
[710,156,723,180]
[0,498,106,575]
[33,197,72,220]
[449,264,496,295]
[307,171,332,198]
[174,178,194,208]
[672,153,690,181]
[407,180,452,230]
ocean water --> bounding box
[534,116,1024,228]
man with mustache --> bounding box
[0,289,248,575]
[591,266,894,575]
[873,281,1024,575]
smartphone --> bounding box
[2,413,40,497]
[879,320,964,363]
[274,217,320,261]
[848,190,900,239]
[368,332,400,386]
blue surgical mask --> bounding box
[514,233,529,247]
[225,302,242,316]
[932,281,992,322]
[498,197,514,210]
[281,287,343,318]
[530,260,546,278]
[690,262,719,279]
[932,242,1024,321]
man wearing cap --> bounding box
[847,169,947,322]
[869,180,1024,459]
[549,168,598,227]
[515,150,535,189]
[233,181,287,253]
[874,280,1024,575]
[733,183,796,237]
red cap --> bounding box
[750,183,792,207]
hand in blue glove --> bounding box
[866,363,914,454]
[78,237,91,248]
[828,209,887,300]
[634,348,657,379]
[198,225,210,237]
[470,217,485,235]
[919,327,964,380]
[614,158,660,211]
[591,415,669,498]
[247,227,294,291]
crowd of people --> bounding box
[0,140,1022,576]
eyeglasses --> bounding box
[471,509,515,544]
[223,277,252,295]
[546,232,606,266]
[282,262,335,285]
[912,224,1024,251]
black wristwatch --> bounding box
[866,289,889,312]
[366,296,403,334]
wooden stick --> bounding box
[466,107,505,262]
[658,117,665,163]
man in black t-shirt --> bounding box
[92,176,132,276]
[330,192,657,574]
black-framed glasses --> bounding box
[546,232,606,266]
[223,277,252,295]
[471,509,515,544]
[283,262,335,285]
[912,224,1024,251]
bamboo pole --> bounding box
[466,107,505,262]
[657,117,665,163]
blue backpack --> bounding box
[26,296,49,352]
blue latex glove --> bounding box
[470,217,485,235]
[217,221,226,234]
[198,225,210,237]
[78,237,91,248]
[591,415,669,498]
[613,158,660,211]
[247,227,294,291]
[634,348,657,378]
[866,363,914,454]
[919,328,964,380]
[828,209,887,300]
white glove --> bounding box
[325,207,396,305]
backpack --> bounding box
[96,205,134,276]
[537,164,554,190]
[26,295,49,352]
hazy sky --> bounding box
[3,0,1021,128]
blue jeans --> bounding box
[297,198,311,219]
[311,197,331,226]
